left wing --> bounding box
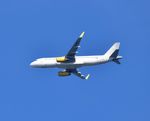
[66,68,90,80]
[65,32,85,61]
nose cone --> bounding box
[30,61,37,67]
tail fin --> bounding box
[105,42,122,64]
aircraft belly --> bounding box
[56,61,84,69]
[83,60,100,66]
[80,57,108,66]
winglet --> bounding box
[85,74,90,80]
[79,32,85,38]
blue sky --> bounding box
[0,0,150,121]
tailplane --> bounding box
[105,42,122,64]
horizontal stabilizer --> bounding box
[113,59,121,64]
[113,56,123,64]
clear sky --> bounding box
[0,0,149,121]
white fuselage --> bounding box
[30,55,110,69]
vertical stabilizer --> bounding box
[105,42,120,59]
[105,42,122,64]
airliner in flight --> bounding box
[30,32,122,80]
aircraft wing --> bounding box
[66,68,90,80]
[65,32,85,61]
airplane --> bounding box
[30,32,122,80]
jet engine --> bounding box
[58,71,71,76]
[56,57,68,62]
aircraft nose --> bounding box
[30,61,37,67]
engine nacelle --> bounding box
[58,71,71,76]
[56,57,68,62]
